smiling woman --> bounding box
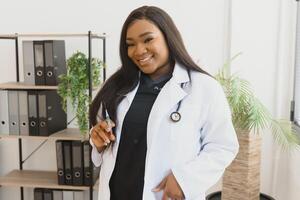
[126,20,172,80]
[89,5,239,200]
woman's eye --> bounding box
[126,43,134,47]
[144,38,153,43]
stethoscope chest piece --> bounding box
[170,111,181,122]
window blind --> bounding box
[294,1,300,125]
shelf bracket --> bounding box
[67,116,77,125]
[21,139,48,165]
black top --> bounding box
[109,73,172,200]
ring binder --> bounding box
[0,90,9,134]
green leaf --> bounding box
[57,51,104,134]
[215,54,300,150]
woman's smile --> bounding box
[137,54,154,65]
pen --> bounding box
[104,107,113,133]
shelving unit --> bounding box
[0,31,106,200]
[0,128,85,140]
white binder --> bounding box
[73,191,84,200]
[23,41,35,84]
[0,90,9,134]
[8,91,19,135]
[53,190,63,200]
[62,191,74,200]
[19,91,29,135]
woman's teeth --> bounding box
[138,55,152,65]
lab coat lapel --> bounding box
[114,82,139,147]
[146,63,190,152]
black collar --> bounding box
[140,72,172,88]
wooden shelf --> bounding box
[0,134,48,140]
[50,128,88,141]
[0,128,88,141]
[0,33,106,39]
[0,82,102,91]
[0,170,90,190]
[0,82,58,90]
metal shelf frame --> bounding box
[0,31,107,200]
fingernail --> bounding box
[106,140,110,144]
[152,188,159,192]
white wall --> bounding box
[230,0,300,200]
[0,1,229,199]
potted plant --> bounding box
[57,51,103,135]
[209,53,300,200]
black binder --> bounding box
[63,141,73,185]
[72,140,83,186]
[38,92,48,136]
[33,41,45,85]
[28,91,39,136]
[44,40,66,86]
[45,91,67,135]
[34,188,43,200]
[83,140,100,186]
[43,189,53,200]
[28,91,66,136]
[56,140,65,185]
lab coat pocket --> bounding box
[169,108,199,142]
[169,107,203,163]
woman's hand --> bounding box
[153,172,185,200]
[90,120,116,153]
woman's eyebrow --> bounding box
[126,31,154,41]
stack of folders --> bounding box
[56,140,100,186]
[34,188,86,200]
[23,40,66,86]
[0,90,66,136]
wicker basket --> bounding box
[222,130,261,200]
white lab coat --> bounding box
[90,63,239,200]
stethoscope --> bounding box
[170,82,185,123]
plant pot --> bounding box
[206,191,275,200]
[222,130,262,200]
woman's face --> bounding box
[126,19,172,80]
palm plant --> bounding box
[215,53,300,150]
[212,53,300,200]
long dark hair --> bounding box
[89,5,210,128]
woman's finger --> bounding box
[99,120,115,132]
[152,177,167,192]
[161,191,168,200]
[91,129,106,149]
[94,129,111,145]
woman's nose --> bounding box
[134,43,147,56]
